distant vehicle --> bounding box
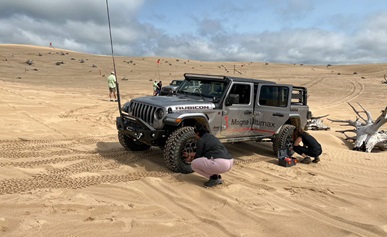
[116,73,311,173]
[160,79,183,96]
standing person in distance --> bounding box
[184,123,234,187]
[157,81,162,96]
[153,80,158,96]
[291,127,322,164]
[107,71,117,102]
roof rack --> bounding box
[184,73,226,80]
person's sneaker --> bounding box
[204,175,223,187]
[312,157,320,163]
[301,156,312,164]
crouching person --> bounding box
[183,123,233,188]
[291,127,322,164]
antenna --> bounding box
[105,0,122,114]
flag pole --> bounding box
[105,0,122,115]
[157,59,160,81]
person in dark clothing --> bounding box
[183,123,233,187]
[156,81,162,96]
[291,128,322,164]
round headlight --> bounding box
[155,108,165,120]
[122,102,131,113]
[122,102,134,113]
[129,102,134,112]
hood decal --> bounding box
[175,105,211,110]
[133,97,214,110]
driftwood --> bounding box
[328,103,387,152]
[306,114,330,130]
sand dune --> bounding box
[0,44,386,236]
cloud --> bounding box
[0,0,150,55]
[276,0,315,22]
[356,13,387,50]
[197,18,225,37]
[0,1,386,64]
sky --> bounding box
[1,0,387,64]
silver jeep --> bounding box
[116,73,311,173]
[159,79,183,96]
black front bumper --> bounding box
[116,115,166,146]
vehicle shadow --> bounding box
[95,140,295,186]
[95,140,288,176]
[225,141,276,158]
[95,141,168,172]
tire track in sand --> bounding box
[0,136,271,195]
[0,136,171,195]
[317,77,364,110]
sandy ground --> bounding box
[0,44,386,237]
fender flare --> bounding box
[163,113,209,127]
[273,115,301,135]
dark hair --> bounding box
[194,123,208,137]
[293,127,309,140]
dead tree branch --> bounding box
[329,104,387,152]
[306,114,330,130]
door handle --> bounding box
[244,110,252,115]
[273,113,284,117]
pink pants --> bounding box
[191,157,234,179]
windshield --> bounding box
[177,80,227,99]
[170,80,183,86]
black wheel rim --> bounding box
[181,138,197,164]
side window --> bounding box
[229,84,251,104]
[259,86,289,107]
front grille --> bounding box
[132,102,157,125]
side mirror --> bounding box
[225,94,239,106]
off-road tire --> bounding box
[118,131,151,151]
[273,124,295,156]
[164,126,197,173]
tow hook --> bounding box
[135,133,143,139]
